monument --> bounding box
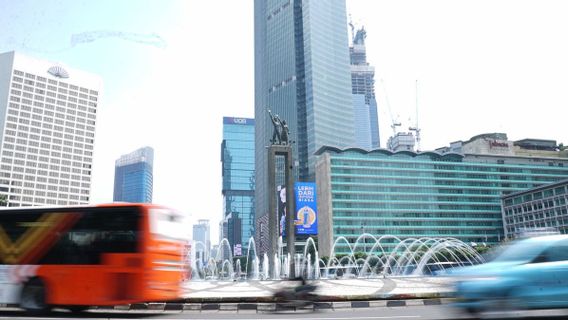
[267,109,296,278]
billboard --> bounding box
[277,185,286,237]
[294,182,318,235]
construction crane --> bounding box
[408,80,421,151]
[349,14,355,41]
[379,79,401,136]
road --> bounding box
[4,305,568,320]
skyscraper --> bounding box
[193,219,211,261]
[113,146,153,203]
[254,0,354,237]
[221,117,255,250]
[350,26,380,149]
[0,51,102,207]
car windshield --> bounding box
[492,240,548,263]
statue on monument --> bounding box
[268,108,290,145]
[279,119,289,145]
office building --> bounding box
[502,179,568,238]
[113,146,153,203]
[193,219,211,260]
[223,212,243,255]
[350,26,379,150]
[254,0,354,251]
[221,117,255,250]
[316,133,568,255]
[0,51,102,206]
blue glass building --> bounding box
[254,0,354,250]
[113,147,153,203]
[221,117,255,251]
[315,139,568,255]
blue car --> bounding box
[452,234,568,314]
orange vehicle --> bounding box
[0,203,189,313]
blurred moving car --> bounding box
[453,234,568,314]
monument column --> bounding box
[267,110,296,279]
[267,145,296,279]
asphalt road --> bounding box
[4,305,568,320]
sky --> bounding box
[1,0,567,243]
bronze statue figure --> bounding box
[279,119,289,145]
[268,109,282,145]
[268,108,291,145]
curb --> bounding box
[81,298,454,312]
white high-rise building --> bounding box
[0,51,103,207]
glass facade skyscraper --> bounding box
[113,146,153,203]
[254,0,354,244]
[221,117,255,250]
[316,145,568,255]
[193,219,211,261]
[350,27,380,149]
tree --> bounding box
[0,194,7,206]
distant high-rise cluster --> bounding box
[113,146,154,203]
[0,51,102,207]
[246,2,568,259]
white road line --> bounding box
[149,317,421,320]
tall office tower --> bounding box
[0,51,102,207]
[113,146,154,203]
[350,26,380,149]
[193,219,211,260]
[221,117,255,250]
[254,0,354,238]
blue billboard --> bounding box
[294,182,318,235]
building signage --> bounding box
[233,244,242,256]
[294,182,318,235]
[223,117,255,125]
[47,66,69,79]
[489,140,508,148]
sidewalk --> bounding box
[182,276,455,303]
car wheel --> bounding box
[20,278,49,314]
[465,306,480,315]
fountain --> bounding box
[189,235,485,281]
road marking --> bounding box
[148,317,420,320]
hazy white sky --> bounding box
[1,1,568,243]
